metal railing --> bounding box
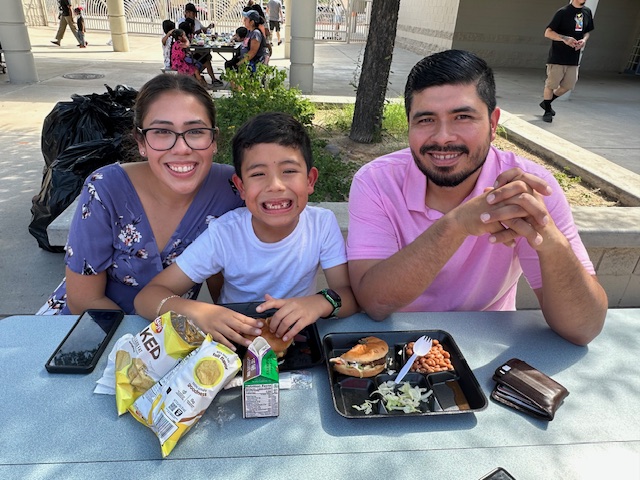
[26,0,369,41]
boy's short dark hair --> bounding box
[162,19,176,34]
[232,112,313,177]
[235,26,248,39]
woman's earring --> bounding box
[140,150,146,156]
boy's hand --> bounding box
[191,303,263,350]
[256,293,330,341]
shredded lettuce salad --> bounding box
[353,381,432,414]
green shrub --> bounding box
[216,64,315,165]
[310,139,358,202]
[215,65,356,201]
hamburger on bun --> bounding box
[244,317,293,358]
[330,336,389,378]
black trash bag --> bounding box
[31,84,139,251]
[29,136,125,252]
[104,83,138,109]
[40,84,136,168]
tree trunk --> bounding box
[349,0,401,144]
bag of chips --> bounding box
[129,335,241,457]
[113,311,205,415]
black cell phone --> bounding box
[478,467,516,480]
[45,309,124,374]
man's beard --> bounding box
[411,140,490,188]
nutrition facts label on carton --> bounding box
[243,384,279,418]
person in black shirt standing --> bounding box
[540,0,594,123]
[51,0,80,46]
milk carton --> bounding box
[242,336,279,418]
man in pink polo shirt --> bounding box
[347,50,606,346]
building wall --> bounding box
[395,0,459,57]
[397,0,640,73]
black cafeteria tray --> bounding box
[222,302,324,371]
[323,330,487,418]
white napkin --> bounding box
[93,334,134,395]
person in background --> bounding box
[74,7,87,48]
[244,2,271,57]
[171,27,205,84]
[346,49,607,346]
[161,20,176,70]
[539,0,594,123]
[334,1,345,40]
[37,74,245,316]
[135,112,358,350]
[245,0,265,20]
[51,0,80,46]
[237,10,269,71]
[178,2,214,35]
[224,26,249,71]
[266,0,284,46]
[180,17,222,87]
[178,19,222,87]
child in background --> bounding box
[224,26,249,71]
[179,19,221,87]
[135,112,358,350]
[161,19,176,70]
[74,7,87,48]
[170,28,204,84]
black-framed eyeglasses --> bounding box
[137,127,217,151]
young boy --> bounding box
[74,7,87,48]
[135,112,358,351]
[224,26,249,71]
[161,19,176,70]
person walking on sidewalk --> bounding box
[74,7,87,48]
[540,0,594,123]
[267,0,284,46]
[51,0,80,46]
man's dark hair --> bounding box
[232,112,313,177]
[404,49,497,117]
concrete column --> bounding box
[284,0,292,59]
[106,0,129,52]
[0,0,39,83]
[289,0,315,93]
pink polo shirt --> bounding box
[346,146,594,312]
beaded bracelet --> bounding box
[156,294,180,318]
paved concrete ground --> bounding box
[1,26,638,315]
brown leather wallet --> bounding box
[491,358,569,421]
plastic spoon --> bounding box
[394,335,432,384]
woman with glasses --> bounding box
[38,74,245,316]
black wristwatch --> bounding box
[317,288,342,318]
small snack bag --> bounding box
[113,312,205,414]
[129,335,241,457]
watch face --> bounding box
[325,288,342,306]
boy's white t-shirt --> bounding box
[176,206,346,303]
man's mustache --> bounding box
[419,145,469,156]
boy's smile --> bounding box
[232,143,318,243]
